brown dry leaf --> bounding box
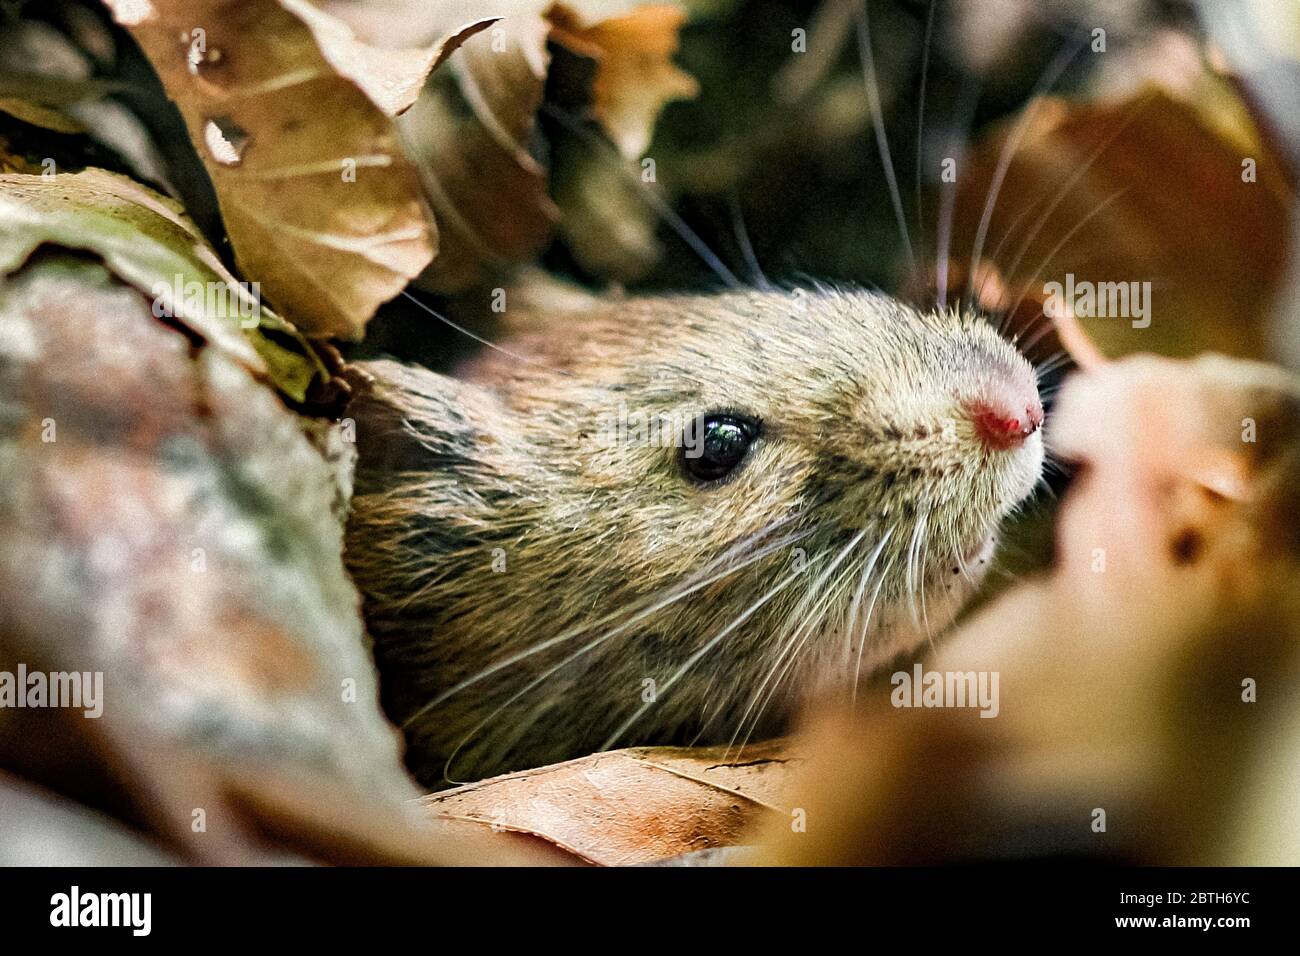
[421,740,799,865]
[754,352,1300,865]
[945,69,1294,362]
[548,3,699,158]
[543,3,697,281]
[103,0,436,340]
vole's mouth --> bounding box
[916,532,997,587]
[957,534,998,575]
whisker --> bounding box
[914,0,939,257]
[1034,348,1069,377]
[438,523,820,783]
[849,529,896,707]
[1036,353,1075,379]
[996,91,1155,299]
[399,289,575,376]
[950,534,978,587]
[904,512,923,628]
[1014,307,1055,354]
[403,515,810,728]
[727,524,874,755]
[855,0,916,271]
[1001,185,1131,323]
[977,198,1042,324]
[737,547,866,755]
[735,600,841,757]
[597,561,807,752]
[965,33,1087,304]
[729,192,771,289]
[915,510,933,640]
[936,76,982,309]
[842,525,891,669]
[440,620,614,784]
[1036,472,1060,501]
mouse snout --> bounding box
[962,390,1044,451]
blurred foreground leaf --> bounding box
[0,251,549,864]
[755,353,1300,865]
[947,76,1294,361]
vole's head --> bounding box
[346,287,1044,784]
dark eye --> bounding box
[682,413,760,483]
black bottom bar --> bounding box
[0,864,1282,941]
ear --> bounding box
[346,359,504,494]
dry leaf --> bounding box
[548,3,699,158]
[946,77,1294,361]
[421,740,799,865]
[103,0,436,340]
[0,251,493,864]
[402,14,559,292]
[543,3,698,281]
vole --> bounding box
[344,286,1045,786]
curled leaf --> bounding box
[282,1,500,116]
[402,14,559,292]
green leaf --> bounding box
[0,166,324,402]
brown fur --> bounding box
[344,288,1043,786]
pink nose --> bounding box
[965,397,1043,450]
